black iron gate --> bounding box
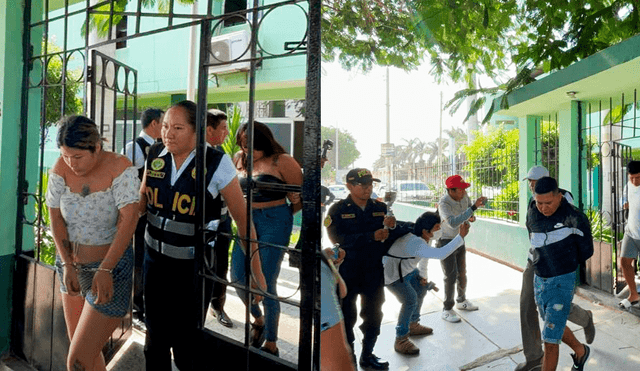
[14,1,320,370]
[579,98,636,294]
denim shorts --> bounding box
[533,270,575,344]
[621,234,640,259]
[55,247,133,318]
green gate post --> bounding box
[519,115,541,226]
[0,0,25,354]
[558,101,581,201]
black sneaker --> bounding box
[359,353,389,370]
[570,344,590,371]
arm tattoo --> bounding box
[61,239,72,255]
[72,360,87,371]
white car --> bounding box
[397,180,432,200]
[327,184,349,200]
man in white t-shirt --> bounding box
[620,160,640,309]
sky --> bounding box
[320,60,472,170]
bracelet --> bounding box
[95,267,113,274]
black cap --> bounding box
[346,168,380,184]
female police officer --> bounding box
[139,100,266,370]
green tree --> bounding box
[44,40,83,127]
[321,126,361,180]
[221,104,242,157]
[462,125,519,188]
[324,1,640,121]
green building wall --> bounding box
[0,0,24,355]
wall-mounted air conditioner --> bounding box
[209,30,251,74]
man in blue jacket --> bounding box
[527,177,593,371]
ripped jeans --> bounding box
[533,270,576,344]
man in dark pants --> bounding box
[326,168,399,370]
[204,109,234,327]
[516,166,594,371]
[123,108,163,326]
[437,175,486,323]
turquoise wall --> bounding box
[393,203,531,269]
[47,1,306,96]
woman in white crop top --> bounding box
[45,115,140,371]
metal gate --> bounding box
[579,98,636,294]
[13,1,321,370]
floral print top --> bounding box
[45,166,140,245]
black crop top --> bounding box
[239,174,288,202]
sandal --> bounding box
[250,322,265,348]
[618,298,639,310]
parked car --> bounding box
[396,180,432,200]
[328,184,349,200]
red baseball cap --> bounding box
[445,175,470,189]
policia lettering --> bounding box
[144,143,223,255]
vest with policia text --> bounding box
[135,136,153,180]
[144,143,223,259]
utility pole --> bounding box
[335,126,339,184]
[385,67,391,185]
[186,2,198,101]
[438,91,443,177]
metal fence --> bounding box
[388,134,520,223]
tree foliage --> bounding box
[44,40,83,127]
[323,1,640,122]
[321,126,361,180]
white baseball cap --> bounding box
[523,165,549,181]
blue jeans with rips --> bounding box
[387,268,429,338]
[230,203,293,342]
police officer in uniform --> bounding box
[139,101,265,370]
[325,168,398,370]
[123,108,163,326]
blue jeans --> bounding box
[231,203,293,342]
[533,271,575,344]
[387,269,428,337]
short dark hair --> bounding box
[206,109,228,129]
[56,115,103,152]
[414,211,441,236]
[628,160,640,175]
[140,108,164,129]
[534,176,559,195]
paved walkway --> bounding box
[4,241,640,370]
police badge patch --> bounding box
[324,215,332,227]
[151,158,165,171]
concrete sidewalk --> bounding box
[352,251,640,371]
[4,247,640,370]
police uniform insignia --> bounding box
[341,213,356,219]
[372,212,385,217]
[151,158,165,171]
[191,168,207,179]
[324,215,332,227]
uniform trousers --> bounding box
[133,215,146,316]
[210,215,232,309]
[339,258,385,356]
[438,239,467,310]
[520,261,591,361]
[143,247,212,371]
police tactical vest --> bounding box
[135,136,152,180]
[144,143,224,259]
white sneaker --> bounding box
[441,309,461,323]
[456,300,479,311]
